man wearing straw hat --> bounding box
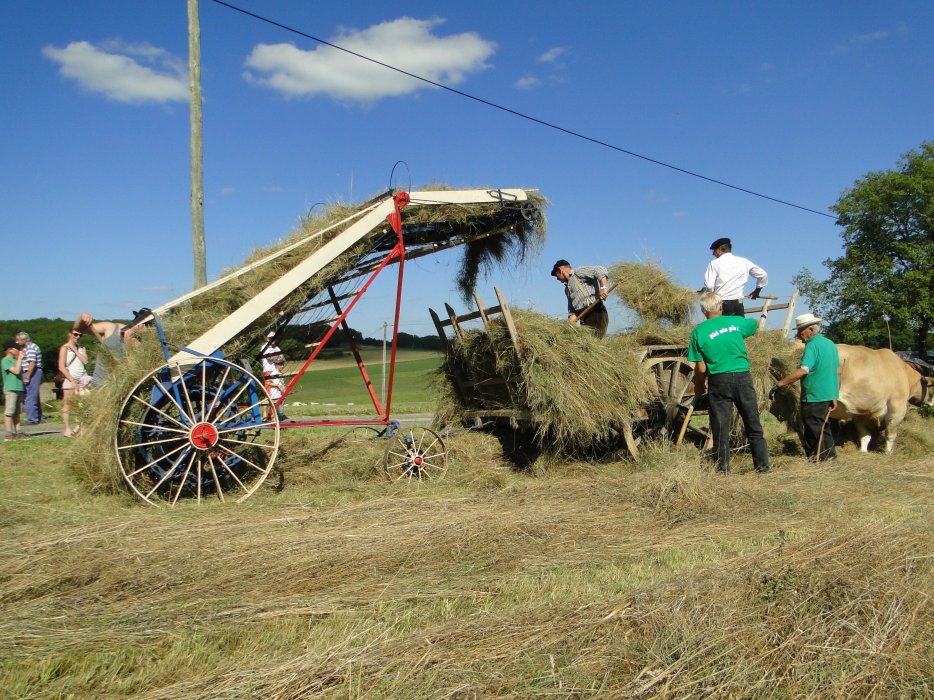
[550,259,610,338]
[769,313,839,462]
[701,238,768,317]
[688,292,770,474]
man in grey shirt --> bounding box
[550,259,610,338]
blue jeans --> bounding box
[707,371,769,472]
[24,366,43,424]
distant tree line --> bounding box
[0,317,103,376]
[0,317,443,381]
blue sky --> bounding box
[2,0,932,340]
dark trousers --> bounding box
[707,371,769,472]
[721,299,745,317]
[24,366,43,424]
[579,303,609,339]
[801,401,836,461]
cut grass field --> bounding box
[0,412,931,698]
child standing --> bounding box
[3,340,25,441]
[268,359,288,422]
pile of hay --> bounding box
[70,187,547,493]
[746,330,804,427]
[609,260,697,325]
[435,310,657,453]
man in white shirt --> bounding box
[702,237,768,317]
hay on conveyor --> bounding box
[435,310,657,453]
[609,260,697,325]
[71,187,548,493]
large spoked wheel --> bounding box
[644,355,696,428]
[115,357,280,506]
[385,427,448,482]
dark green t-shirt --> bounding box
[688,315,758,375]
[800,333,839,402]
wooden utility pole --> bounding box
[188,0,207,288]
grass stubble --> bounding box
[1,415,931,698]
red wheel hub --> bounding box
[190,422,219,450]
[414,456,423,466]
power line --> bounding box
[210,0,836,220]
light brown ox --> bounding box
[830,344,934,453]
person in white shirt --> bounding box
[701,237,768,317]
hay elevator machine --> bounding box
[115,189,542,506]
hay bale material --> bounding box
[609,260,697,325]
[436,310,657,452]
[69,188,547,493]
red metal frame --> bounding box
[276,192,409,430]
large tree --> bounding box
[794,142,934,355]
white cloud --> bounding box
[672,211,688,218]
[827,29,890,56]
[243,17,495,101]
[220,187,235,196]
[514,75,542,90]
[538,46,566,64]
[42,40,187,104]
[643,189,671,204]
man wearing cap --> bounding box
[3,340,26,441]
[702,238,768,317]
[550,259,610,338]
[770,313,839,462]
[689,291,770,474]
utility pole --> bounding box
[188,0,207,288]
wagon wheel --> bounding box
[115,357,280,506]
[644,355,696,429]
[385,427,448,481]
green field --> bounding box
[282,350,442,415]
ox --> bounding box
[831,344,934,453]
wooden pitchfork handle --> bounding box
[574,283,618,322]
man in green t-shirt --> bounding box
[3,340,26,441]
[688,292,769,473]
[770,313,839,461]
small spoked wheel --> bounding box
[385,427,447,481]
[115,357,280,506]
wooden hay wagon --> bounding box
[430,288,701,459]
[431,288,802,460]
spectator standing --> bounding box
[15,332,43,424]
[3,340,26,441]
[267,358,288,422]
[550,259,611,338]
[688,292,770,474]
[701,238,768,317]
[770,313,840,461]
[58,327,90,437]
[259,331,286,419]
